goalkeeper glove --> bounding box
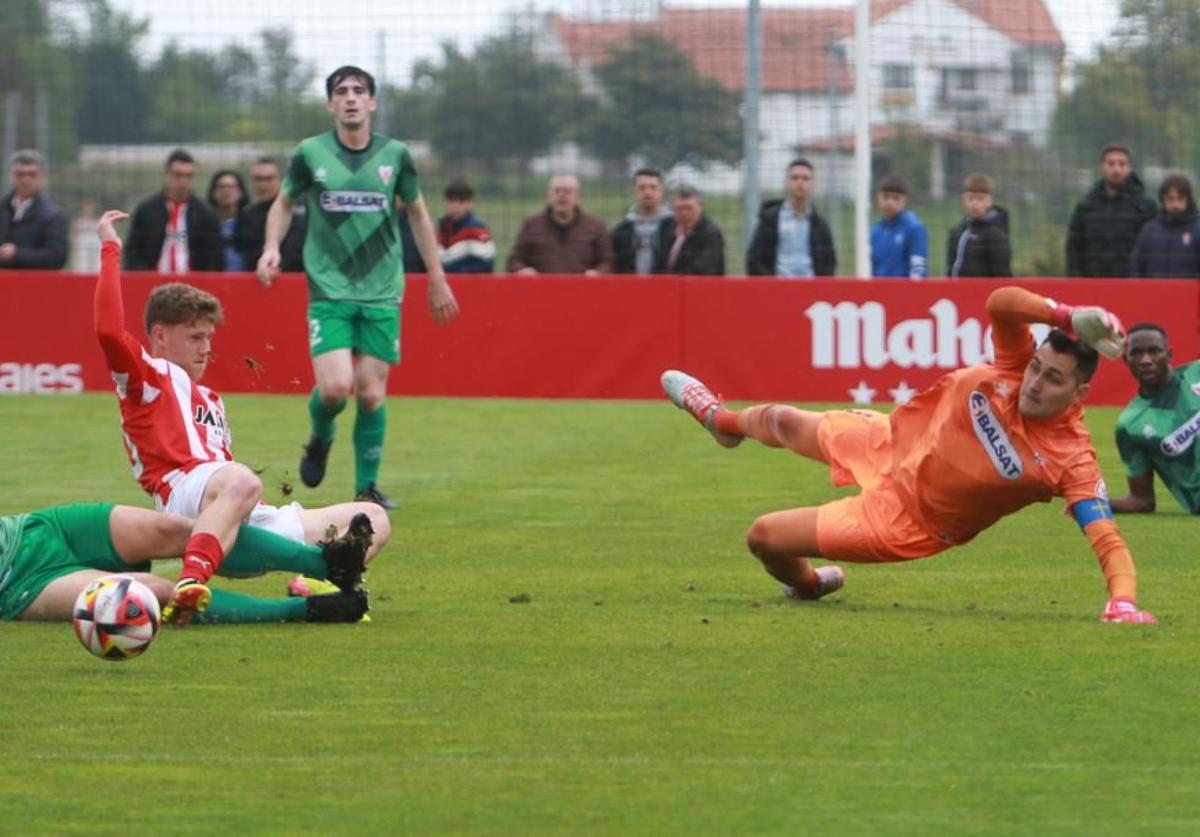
[1050,302,1126,359]
[1100,596,1156,625]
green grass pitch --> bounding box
[1,393,1198,835]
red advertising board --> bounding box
[1,270,1195,406]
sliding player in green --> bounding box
[2,503,369,623]
[256,65,459,510]
[1112,323,1200,514]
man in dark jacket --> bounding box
[125,148,223,272]
[1066,143,1156,278]
[654,185,724,275]
[1130,174,1200,278]
[947,173,1012,278]
[239,157,306,272]
[611,167,672,274]
[746,158,836,277]
[0,149,67,270]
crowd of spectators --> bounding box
[3,141,1198,280]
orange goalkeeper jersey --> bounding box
[884,302,1106,545]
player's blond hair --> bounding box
[144,283,224,333]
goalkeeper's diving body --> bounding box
[662,286,1156,624]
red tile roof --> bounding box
[549,0,1062,94]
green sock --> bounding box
[220,525,326,578]
[353,404,387,492]
[192,589,307,624]
[309,387,347,443]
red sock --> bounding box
[181,533,224,585]
[712,408,742,436]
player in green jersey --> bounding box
[1112,323,1200,514]
[256,65,459,510]
[1,503,370,623]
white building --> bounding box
[540,0,1064,196]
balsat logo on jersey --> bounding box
[1160,407,1200,456]
[968,391,1023,479]
[319,190,387,212]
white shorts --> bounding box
[157,461,306,543]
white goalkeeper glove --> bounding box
[1069,306,1126,360]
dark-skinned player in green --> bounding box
[1112,323,1200,514]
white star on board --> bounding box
[888,381,917,405]
[848,380,876,405]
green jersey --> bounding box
[0,513,27,599]
[1115,361,1200,513]
[283,131,422,305]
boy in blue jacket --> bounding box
[870,174,928,278]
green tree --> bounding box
[420,26,586,169]
[0,0,77,163]
[383,67,438,142]
[144,43,238,142]
[1053,0,1200,170]
[69,0,151,143]
[580,33,742,171]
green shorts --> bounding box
[0,503,145,621]
[307,299,401,364]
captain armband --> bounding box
[1071,498,1114,530]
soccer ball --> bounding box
[72,576,162,661]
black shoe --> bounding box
[305,588,369,623]
[355,482,397,510]
[318,512,374,592]
[299,436,333,488]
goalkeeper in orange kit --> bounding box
[663,286,1156,624]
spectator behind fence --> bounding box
[0,149,67,270]
[507,175,614,275]
[436,178,494,273]
[869,174,927,278]
[207,169,249,271]
[612,167,672,274]
[1066,142,1156,278]
[125,148,222,272]
[69,198,101,273]
[239,157,306,273]
[947,173,1012,279]
[1130,174,1200,279]
[747,158,836,277]
[654,185,724,275]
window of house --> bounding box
[883,63,914,90]
[950,68,978,91]
[1011,56,1032,94]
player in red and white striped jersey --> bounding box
[94,210,390,623]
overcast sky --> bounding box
[108,0,1121,87]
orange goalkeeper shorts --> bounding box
[814,410,949,564]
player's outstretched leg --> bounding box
[661,370,743,447]
[189,588,370,624]
[732,404,828,460]
[746,507,844,601]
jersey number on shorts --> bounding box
[308,318,322,349]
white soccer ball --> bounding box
[72,575,162,661]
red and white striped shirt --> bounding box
[95,241,232,506]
